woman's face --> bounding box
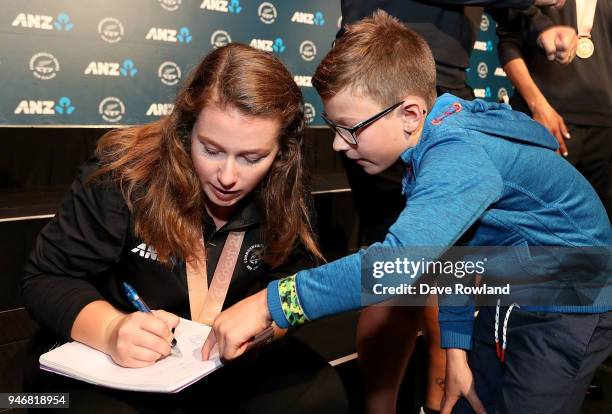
[191,104,281,211]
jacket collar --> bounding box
[202,193,262,233]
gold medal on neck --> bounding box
[576,37,595,59]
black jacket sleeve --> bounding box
[266,244,319,282]
[22,158,130,340]
[492,6,556,65]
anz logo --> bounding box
[293,75,312,87]
[146,26,192,44]
[291,11,325,26]
[473,40,494,52]
[14,96,75,115]
[84,59,137,77]
[250,37,285,54]
[146,103,174,116]
[200,0,242,13]
[12,12,73,31]
[494,67,507,77]
[473,87,492,99]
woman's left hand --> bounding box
[201,289,272,361]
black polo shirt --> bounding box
[22,157,310,341]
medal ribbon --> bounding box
[576,0,597,38]
[186,231,245,325]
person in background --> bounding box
[496,1,611,219]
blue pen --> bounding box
[122,282,183,358]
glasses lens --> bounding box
[338,128,356,144]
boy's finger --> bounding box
[466,389,487,414]
[201,330,217,360]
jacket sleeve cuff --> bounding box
[498,42,524,66]
[528,10,555,46]
[266,279,289,329]
[440,321,474,350]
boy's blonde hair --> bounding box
[313,10,437,110]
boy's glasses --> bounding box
[321,101,404,145]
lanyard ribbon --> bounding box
[576,0,597,38]
[186,231,245,325]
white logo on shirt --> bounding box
[243,244,263,271]
[131,243,158,261]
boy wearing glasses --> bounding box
[204,10,612,414]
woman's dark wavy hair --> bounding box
[91,43,323,267]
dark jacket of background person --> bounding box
[496,2,612,127]
[339,0,536,100]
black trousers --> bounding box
[564,124,612,220]
[452,308,612,414]
[25,336,349,414]
[510,96,611,221]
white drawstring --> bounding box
[495,299,501,358]
[494,299,520,363]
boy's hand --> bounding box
[105,310,180,368]
[201,289,272,361]
[440,349,487,414]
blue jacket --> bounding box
[267,94,612,349]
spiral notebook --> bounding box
[39,318,223,393]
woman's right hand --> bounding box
[530,96,570,157]
[105,309,180,368]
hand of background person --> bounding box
[440,349,487,414]
[105,309,180,368]
[534,0,566,9]
[530,95,570,156]
[537,26,578,64]
[201,289,272,361]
